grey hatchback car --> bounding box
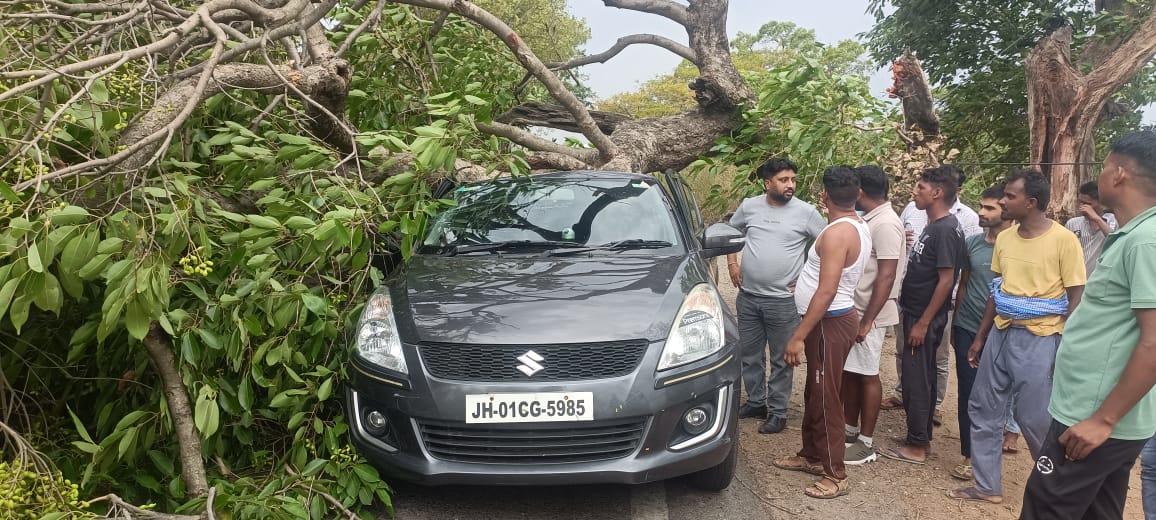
[346,170,746,490]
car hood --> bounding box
[392,254,697,345]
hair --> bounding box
[940,163,967,189]
[981,183,1006,201]
[920,165,960,203]
[823,165,861,207]
[1078,181,1099,199]
[1109,130,1156,188]
[855,165,889,200]
[755,157,799,180]
[1005,169,1051,210]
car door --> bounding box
[660,172,718,284]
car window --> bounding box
[421,177,681,252]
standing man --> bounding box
[879,166,966,465]
[884,166,980,425]
[1020,131,1156,519]
[842,165,906,465]
[947,183,1013,480]
[1065,180,1118,276]
[947,169,1086,504]
[772,166,871,499]
[728,157,826,434]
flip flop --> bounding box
[945,486,1004,504]
[878,447,926,465]
[804,475,849,500]
[880,397,904,410]
[949,464,973,480]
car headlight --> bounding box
[355,289,408,375]
[658,284,725,371]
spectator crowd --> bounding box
[725,130,1156,519]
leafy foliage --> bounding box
[0,2,566,518]
[688,56,898,216]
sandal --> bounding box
[878,447,927,465]
[805,475,849,499]
[946,486,1003,504]
[772,456,824,476]
[949,464,973,480]
[880,397,904,410]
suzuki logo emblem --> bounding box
[516,350,545,377]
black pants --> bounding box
[900,311,948,446]
[1021,419,1147,520]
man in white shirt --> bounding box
[1064,181,1117,276]
[883,166,979,426]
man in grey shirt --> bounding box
[727,157,826,434]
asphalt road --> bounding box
[380,456,769,520]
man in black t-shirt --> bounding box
[880,166,966,465]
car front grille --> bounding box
[417,417,648,464]
[417,340,649,382]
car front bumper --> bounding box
[346,347,738,486]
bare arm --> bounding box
[1066,285,1085,318]
[954,268,971,316]
[967,296,997,367]
[908,268,955,349]
[726,253,741,287]
[785,225,853,366]
[1060,309,1156,460]
[857,258,898,341]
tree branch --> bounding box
[546,34,696,70]
[142,323,209,498]
[477,122,600,164]
[391,0,617,163]
[495,102,631,134]
[335,0,386,57]
[1087,5,1156,93]
[601,0,689,26]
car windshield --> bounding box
[420,176,681,255]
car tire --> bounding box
[687,437,737,492]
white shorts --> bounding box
[844,325,886,376]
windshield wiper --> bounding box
[545,239,673,256]
[443,240,584,256]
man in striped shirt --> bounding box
[1064,181,1117,276]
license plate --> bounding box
[465,392,594,424]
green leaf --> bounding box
[27,242,44,272]
[300,293,327,315]
[317,377,334,402]
[463,94,487,105]
[32,272,62,314]
[301,458,328,477]
[246,214,282,229]
[194,388,220,438]
[352,463,381,483]
[277,133,314,145]
[49,205,90,225]
[0,277,20,320]
[238,376,254,411]
[147,450,175,475]
[117,426,139,459]
[9,295,31,332]
[69,406,95,444]
[269,389,307,408]
[0,179,20,203]
[38,513,69,520]
[78,253,112,280]
[195,328,222,350]
[125,297,151,340]
[97,237,124,254]
[284,216,316,230]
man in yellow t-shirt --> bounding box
[947,169,1086,505]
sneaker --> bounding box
[844,440,877,465]
[845,432,858,445]
[738,403,768,419]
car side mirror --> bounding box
[701,223,745,258]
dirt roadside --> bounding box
[715,256,1147,520]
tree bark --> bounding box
[1026,7,1156,218]
[887,49,939,144]
[495,102,632,135]
[143,323,210,498]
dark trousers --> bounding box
[797,311,858,480]
[900,311,949,446]
[1021,419,1147,520]
[952,325,979,457]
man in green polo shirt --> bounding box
[1021,130,1156,519]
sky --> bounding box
[565,1,894,102]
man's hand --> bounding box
[908,320,929,350]
[728,262,741,288]
[967,340,984,369]
[904,229,915,249]
[1079,203,1100,222]
[785,337,805,367]
[1058,416,1114,461]
[856,320,871,344]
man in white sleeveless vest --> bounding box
[772,166,872,499]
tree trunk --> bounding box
[143,323,210,498]
[1027,8,1156,218]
